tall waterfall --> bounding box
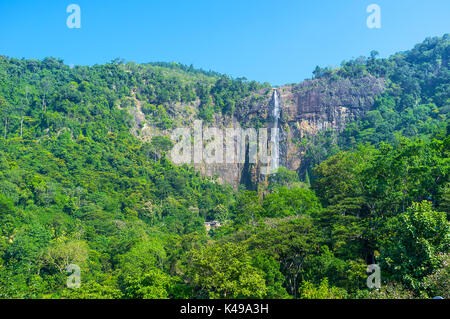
[271,90,280,172]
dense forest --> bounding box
[0,35,448,299]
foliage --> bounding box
[184,243,267,299]
[379,201,449,290]
[298,278,348,299]
[0,36,448,299]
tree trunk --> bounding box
[20,116,23,137]
[4,117,7,139]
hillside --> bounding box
[0,35,448,299]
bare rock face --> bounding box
[133,74,385,187]
[280,75,385,126]
[274,74,386,173]
[233,74,385,185]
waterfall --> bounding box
[271,90,280,172]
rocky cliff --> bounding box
[133,73,386,187]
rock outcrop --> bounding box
[133,74,386,187]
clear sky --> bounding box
[0,0,449,85]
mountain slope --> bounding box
[0,35,448,299]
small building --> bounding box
[204,220,222,232]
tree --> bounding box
[185,243,267,298]
[40,77,52,112]
[17,93,28,137]
[0,96,11,139]
[118,239,167,284]
[379,201,449,290]
[232,190,263,226]
[246,217,321,298]
[370,50,380,60]
[124,269,176,299]
[299,278,347,299]
[423,253,450,299]
[43,240,89,273]
[262,186,321,218]
[250,251,290,298]
[268,167,300,190]
[313,145,374,216]
[55,278,123,299]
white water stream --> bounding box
[271,90,280,172]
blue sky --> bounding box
[0,0,449,85]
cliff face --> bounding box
[275,74,386,175]
[133,74,386,187]
[229,74,386,187]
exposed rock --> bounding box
[132,74,386,187]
